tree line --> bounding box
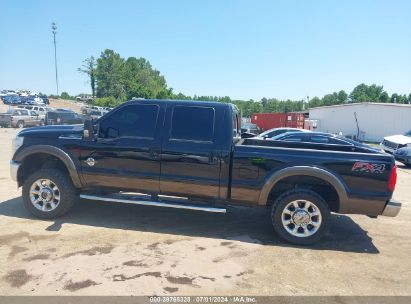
[74,49,411,116]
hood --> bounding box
[384,135,411,145]
[17,124,84,138]
[394,146,411,155]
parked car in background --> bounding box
[393,147,411,167]
[76,95,93,102]
[380,130,411,153]
[81,105,104,115]
[87,109,107,119]
[270,131,378,153]
[55,108,74,112]
[21,105,52,114]
[0,108,44,128]
[2,95,23,105]
[46,110,85,125]
[21,106,51,124]
[254,127,310,139]
[241,123,261,135]
[25,96,45,105]
[39,95,50,105]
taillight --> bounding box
[388,165,397,192]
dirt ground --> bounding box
[0,128,410,296]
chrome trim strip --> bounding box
[58,135,82,140]
[10,161,20,182]
[80,194,227,213]
[381,199,401,217]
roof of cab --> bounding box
[123,99,234,109]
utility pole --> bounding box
[51,22,59,96]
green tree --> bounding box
[349,84,386,102]
[95,49,126,99]
[123,57,170,99]
[390,93,399,103]
[78,56,96,97]
[60,92,73,100]
[379,91,389,102]
[337,90,348,103]
[308,97,322,108]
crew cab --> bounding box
[0,108,44,128]
[10,100,401,244]
[381,130,411,153]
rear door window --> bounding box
[170,106,215,142]
[310,136,330,143]
[283,135,303,142]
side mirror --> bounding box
[83,118,95,141]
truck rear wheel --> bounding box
[17,120,24,128]
[271,189,330,245]
[22,168,77,219]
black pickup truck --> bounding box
[10,99,401,244]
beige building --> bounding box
[308,102,411,142]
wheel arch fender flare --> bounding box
[13,145,82,188]
[257,166,348,210]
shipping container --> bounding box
[286,113,304,129]
[250,113,286,131]
[251,112,304,131]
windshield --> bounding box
[271,133,293,140]
[404,130,411,137]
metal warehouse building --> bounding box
[308,102,411,142]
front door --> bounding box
[160,104,222,199]
[79,103,164,193]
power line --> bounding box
[51,22,59,96]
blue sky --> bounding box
[0,0,410,100]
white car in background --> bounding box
[380,130,411,153]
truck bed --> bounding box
[240,138,378,153]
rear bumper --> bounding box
[10,161,20,182]
[381,199,401,217]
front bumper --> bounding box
[10,161,20,182]
[381,199,401,217]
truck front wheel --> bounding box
[22,169,77,219]
[271,189,330,245]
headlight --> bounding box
[12,136,24,154]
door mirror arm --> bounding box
[83,118,95,141]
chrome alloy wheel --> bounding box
[281,200,322,237]
[29,179,61,212]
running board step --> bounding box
[79,194,226,213]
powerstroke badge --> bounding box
[352,162,386,174]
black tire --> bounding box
[17,120,24,128]
[22,168,77,219]
[271,189,330,245]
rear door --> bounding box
[159,104,222,199]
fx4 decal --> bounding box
[352,162,386,174]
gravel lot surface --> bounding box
[0,128,410,295]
